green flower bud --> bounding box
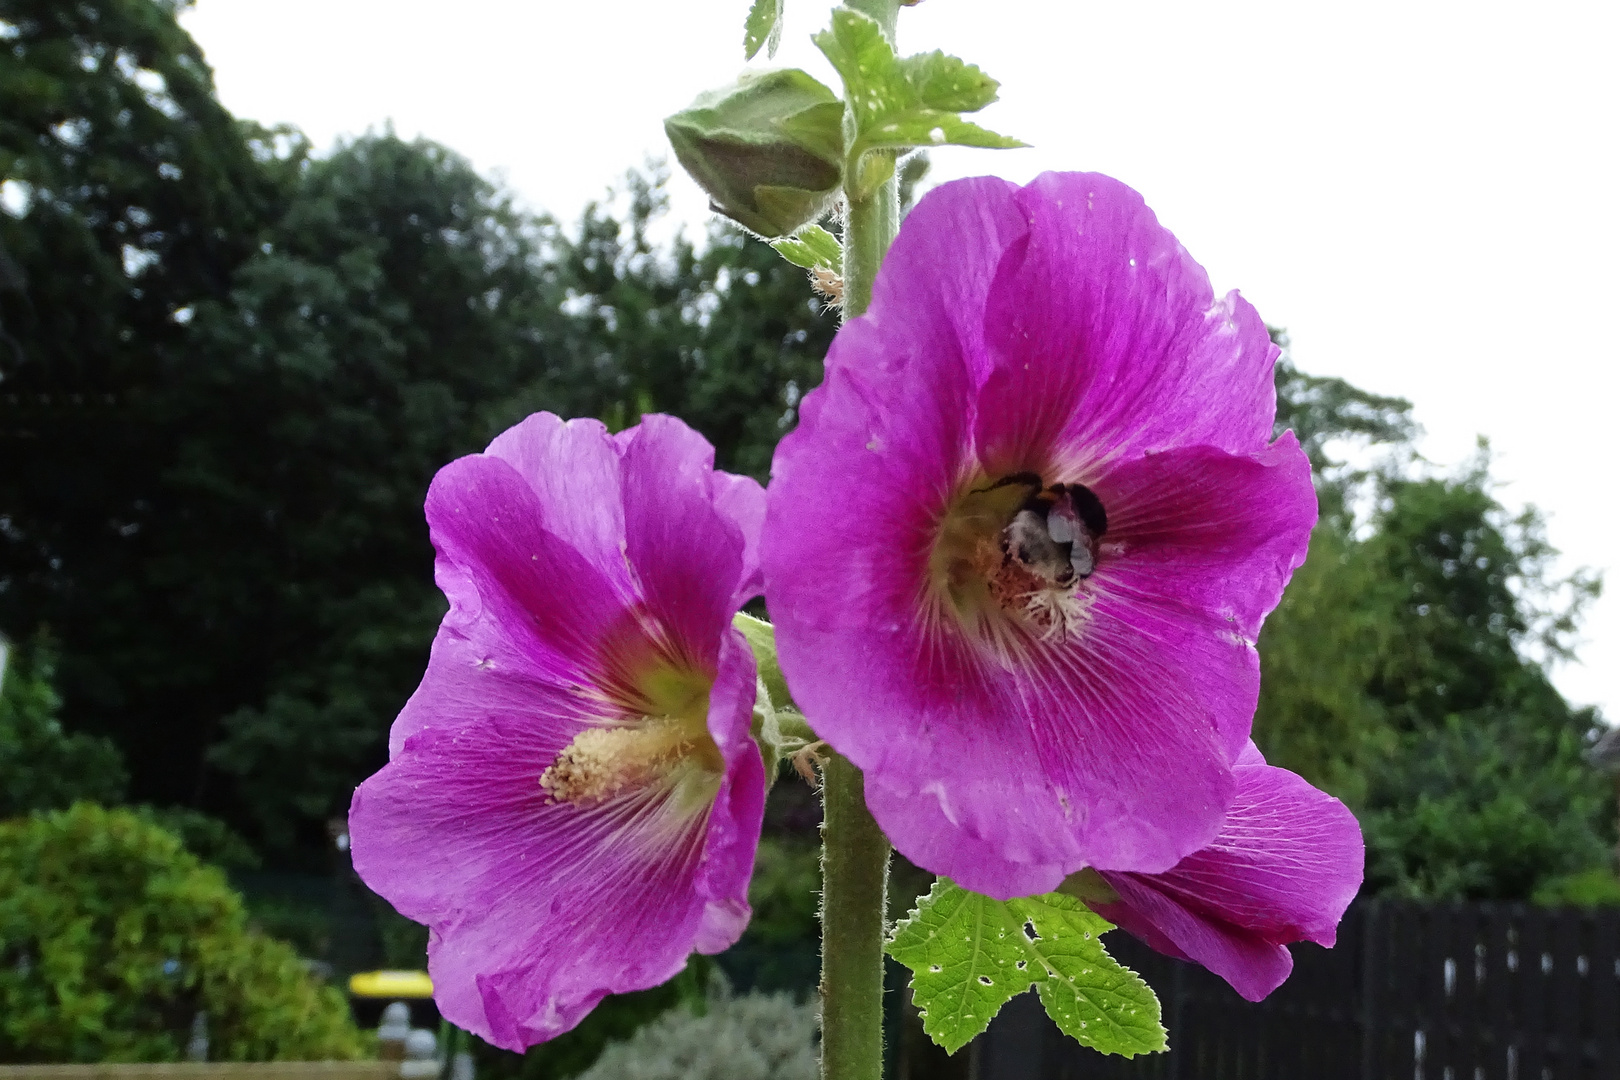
[665,69,846,238]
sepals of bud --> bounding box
[665,70,846,238]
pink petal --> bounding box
[1096,748,1365,1001]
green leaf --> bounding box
[770,224,842,272]
[887,880,1167,1058]
[886,880,1037,1053]
[743,0,784,60]
[812,6,1024,195]
[900,50,1003,113]
[1013,893,1167,1057]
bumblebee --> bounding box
[990,473,1108,585]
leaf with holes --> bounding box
[1010,892,1168,1057]
[887,880,1167,1058]
[886,879,1037,1053]
[743,0,784,60]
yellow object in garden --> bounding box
[349,969,434,998]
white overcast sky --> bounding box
[180,0,1619,719]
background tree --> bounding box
[1255,330,1607,899]
[0,0,278,815]
[185,131,576,851]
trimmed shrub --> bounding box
[0,803,365,1062]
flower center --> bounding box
[540,664,723,807]
[929,472,1107,643]
[541,718,711,804]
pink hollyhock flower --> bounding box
[762,173,1318,899]
[349,412,767,1051]
[1085,743,1365,1001]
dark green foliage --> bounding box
[1533,867,1620,908]
[0,635,128,815]
[1360,708,1608,899]
[187,131,572,849]
[0,0,278,809]
[1260,335,1608,899]
[136,805,261,871]
[717,837,822,994]
[0,803,364,1062]
[1349,460,1607,899]
[547,167,836,481]
[0,637,263,871]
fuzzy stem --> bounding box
[843,180,899,319]
[819,5,901,1077]
[819,751,891,1080]
[840,0,900,320]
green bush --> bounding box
[575,991,818,1080]
[0,803,365,1062]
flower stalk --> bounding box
[818,5,901,1076]
[819,751,891,1080]
[839,0,901,319]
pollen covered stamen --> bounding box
[540,718,706,805]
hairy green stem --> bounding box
[840,0,901,319]
[843,180,899,319]
[819,5,902,1078]
[819,751,891,1080]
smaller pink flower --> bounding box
[349,413,767,1051]
[1086,743,1365,1001]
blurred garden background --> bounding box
[0,0,1614,1075]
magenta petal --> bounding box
[869,175,1024,378]
[1096,434,1316,641]
[394,455,630,745]
[1088,435,1316,757]
[616,415,747,668]
[1095,748,1365,1001]
[352,681,759,1049]
[763,177,1028,634]
[975,173,1280,474]
[709,470,768,607]
[689,630,766,952]
[484,413,630,590]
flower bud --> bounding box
[665,69,845,238]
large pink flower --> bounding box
[762,173,1317,899]
[349,413,767,1051]
[1089,743,1365,1001]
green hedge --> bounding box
[0,803,366,1062]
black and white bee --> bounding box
[990,473,1108,585]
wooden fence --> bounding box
[972,901,1620,1080]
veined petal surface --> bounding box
[1095,744,1365,1001]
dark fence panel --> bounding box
[969,902,1620,1080]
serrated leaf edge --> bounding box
[888,881,1168,1059]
